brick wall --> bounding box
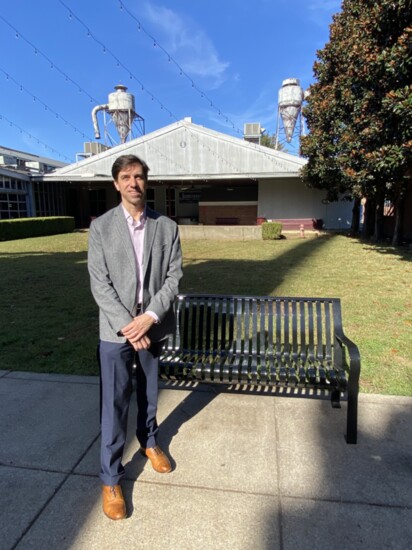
[199,205,257,225]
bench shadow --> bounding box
[123,383,218,484]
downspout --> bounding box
[91,104,108,139]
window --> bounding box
[89,189,106,217]
[0,192,28,219]
[34,181,65,216]
[146,188,155,210]
[165,188,176,219]
[0,176,28,190]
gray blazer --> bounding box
[88,204,183,343]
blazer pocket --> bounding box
[151,243,171,259]
[152,243,170,251]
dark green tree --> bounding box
[260,131,285,151]
[301,0,412,243]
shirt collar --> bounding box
[122,204,146,228]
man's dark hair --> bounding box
[111,154,150,181]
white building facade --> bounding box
[35,118,353,229]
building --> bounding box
[38,118,353,229]
[0,146,67,219]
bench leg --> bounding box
[331,389,341,408]
[346,389,358,444]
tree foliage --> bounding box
[260,131,285,151]
[300,0,412,242]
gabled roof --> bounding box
[44,119,306,181]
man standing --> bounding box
[88,154,183,520]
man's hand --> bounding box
[130,334,151,351]
[121,313,155,350]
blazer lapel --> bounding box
[114,204,136,272]
[143,209,158,281]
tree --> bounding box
[260,131,285,151]
[300,0,412,244]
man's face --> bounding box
[114,163,146,212]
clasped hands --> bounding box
[121,313,155,351]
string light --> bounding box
[1,7,285,175]
[0,14,98,105]
[0,113,73,161]
[0,67,94,141]
[2,10,199,173]
[116,0,242,134]
[58,1,176,121]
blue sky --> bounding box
[0,0,342,163]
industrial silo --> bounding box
[91,85,143,144]
[275,78,304,145]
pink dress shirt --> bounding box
[122,205,158,323]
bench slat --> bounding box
[160,353,349,387]
[159,294,360,443]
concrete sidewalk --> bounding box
[1,370,411,550]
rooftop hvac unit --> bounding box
[84,142,110,156]
[244,123,261,137]
[0,155,18,166]
[243,123,262,144]
[25,161,42,171]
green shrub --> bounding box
[261,221,283,240]
[0,217,75,241]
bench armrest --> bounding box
[335,330,360,444]
[335,331,361,382]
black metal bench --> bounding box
[159,294,361,444]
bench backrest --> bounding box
[164,294,343,363]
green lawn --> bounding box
[0,231,411,395]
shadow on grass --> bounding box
[181,233,337,296]
[0,234,335,375]
[0,250,97,375]
[350,235,412,262]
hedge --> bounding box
[0,217,75,241]
[261,221,283,240]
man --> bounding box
[88,154,183,520]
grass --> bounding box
[0,231,411,396]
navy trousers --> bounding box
[99,340,161,486]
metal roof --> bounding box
[42,119,306,182]
[0,145,67,167]
[0,166,31,180]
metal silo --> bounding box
[275,78,304,145]
[92,85,144,144]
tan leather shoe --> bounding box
[140,445,172,473]
[102,485,127,520]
